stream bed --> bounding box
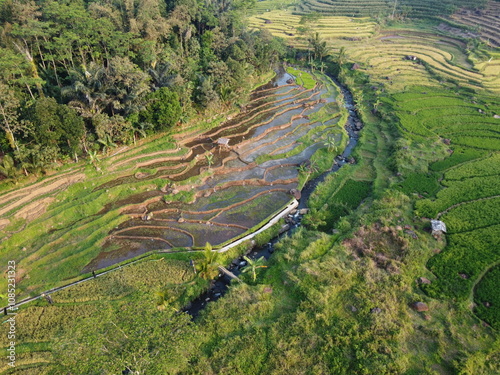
[185,75,362,318]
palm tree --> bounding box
[131,122,151,144]
[241,256,267,282]
[309,60,318,72]
[336,47,347,66]
[308,32,330,62]
[149,63,176,89]
[88,150,102,172]
[62,63,109,119]
[319,61,327,73]
[196,242,220,280]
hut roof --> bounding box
[431,220,447,233]
[216,137,230,146]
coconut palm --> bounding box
[62,63,109,119]
[336,47,347,66]
[196,242,220,280]
[308,32,330,62]
[319,61,327,73]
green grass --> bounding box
[305,177,372,232]
[474,265,500,329]
[3,6,500,373]
[286,67,317,89]
[430,147,487,172]
[441,197,500,234]
[397,172,441,197]
[424,223,500,299]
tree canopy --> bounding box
[0,0,286,176]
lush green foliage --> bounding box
[398,172,441,197]
[0,0,286,172]
[138,88,182,131]
[53,298,199,374]
[425,223,500,299]
[306,178,372,231]
[444,153,500,181]
[474,265,500,329]
[2,1,500,373]
[416,175,500,218]
[430,147,486,172]
[441,197,500,234]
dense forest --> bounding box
[0,0,285,176]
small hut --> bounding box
[216,137,230,149]
[431,220,446,237]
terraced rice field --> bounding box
[295,0,484,18]
[252,1,499,314]
[452,2,500,48]
[348,30,500,93]
[248,6,500,94]
[386,86,500,302]
[0,70,343,299]
[248,11,377,45]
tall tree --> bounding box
[308,32,330,62]
[26,97,85,157]
[139,87,181,130]
[0,82,23,152]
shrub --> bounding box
[139,88,182,131]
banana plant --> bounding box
[0,154,21,184]
[241,256,267,282]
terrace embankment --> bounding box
[88,71,342,269]
[0,69,344,299]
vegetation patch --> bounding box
[398,172,441,197]
[474,265,500,329]
[286,67,317,89]
[305,178,372,231]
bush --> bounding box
[139,88,182,131]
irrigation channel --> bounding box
[186,75,362,318]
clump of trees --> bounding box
[0,0,286,178]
